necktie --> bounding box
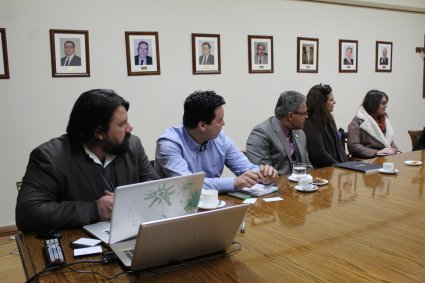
[259,57,262,64]
[141,59,144,65]
[203,56,207,65]
[64,57,69,66]
[288,131,301,162]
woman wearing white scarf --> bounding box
[348,90,400,159]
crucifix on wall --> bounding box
[416,34,425,98]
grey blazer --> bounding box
[246,116,312,176]
[16,134,158,232]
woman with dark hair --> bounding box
[304,84,348,168]
[347,90,400,158]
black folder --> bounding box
[334,161,382,173]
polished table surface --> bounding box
[16,150,425,282]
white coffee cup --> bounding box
[292,163,307,180]
[382,162,395,172]
[298,175,313,190]
[200,189,219,208]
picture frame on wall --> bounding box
[49,29,90,77]
[0,28,10,79]
[192,33,221,75]
[297,37,319,73]
[125,31,160,76]
[248,35,274,74]
[339,39,358,73]
[376,41,392,72]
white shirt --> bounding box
[64,54,75,65]
[83,145,116,168]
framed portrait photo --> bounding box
[297,37,319,73]
[50,29,90,77]
[125,31,160,76]
[192,33,221,75]
[339,39,358,73]
[0,28,10,79]
[248,35,274,73]
[376,41,392,72]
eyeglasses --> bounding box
[292,111,309,117]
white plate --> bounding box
[378,168,399,174]
[288,174,312,182]
[404,160,423,166]
[312,178,329,186]
[294,185,318,192]
[198,200,226,210]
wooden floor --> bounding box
[0,234,25,283]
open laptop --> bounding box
[84,172,205,244]
[110,204,249,271]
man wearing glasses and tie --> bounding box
[60,40,81,66]
[199,42,215,65]
[246,91,313,176]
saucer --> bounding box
[294,184,318,192]
[404,160,423,166]
[198,200,226,210]
[312,177,328,186]
[288,174,312,182]
[378,168,399,174]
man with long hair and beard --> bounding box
[16,89,158,232]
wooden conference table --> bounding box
[16,150,425,282]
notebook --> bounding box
[110,204,249,271]
[334,160,382,173]
[241,183,278,196]
[83,172,205,244]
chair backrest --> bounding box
[408,130,423,150]
[16,181,22,192]
[338,128,348,154]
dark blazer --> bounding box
[303,119,348,168]
[246,116,312,176]
[134,55,153,65]
[199,54,214,65]
[343,58,353,65]
[379,57,388,65]
[60,55,81,66]
[16,134,158,232]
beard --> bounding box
[101,133,131,155]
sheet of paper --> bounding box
[73,237,101,247]
[73,246,103,257]
[243,198,257,204]
[263,197,283,202]
[244,183,277,190]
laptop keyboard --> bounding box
[124,249,134,260]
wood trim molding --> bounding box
[298,0,425,13]
[0,225,18,236]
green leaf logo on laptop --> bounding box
[185,191,201,212]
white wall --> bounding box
[0,0,424,227]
